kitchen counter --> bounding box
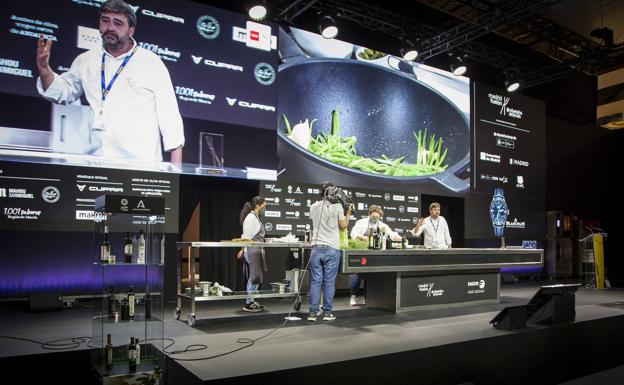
[341,247,543,313]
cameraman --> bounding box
[307,181,352,322]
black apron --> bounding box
[244,213,266,285]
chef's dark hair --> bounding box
[240,196,265,225]
[99,0,137,28]
[320,181,335,198]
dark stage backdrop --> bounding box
[465,82,546,241]
[179,175,258,291]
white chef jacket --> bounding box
[350,217,402,242]
[37,40,184,162]
[241,212,262,240]
[412,216,452,249]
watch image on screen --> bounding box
[490,188,509,237]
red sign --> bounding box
[360,257,367,265]
[250,30,260,41]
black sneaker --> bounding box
[243,303,263,312]
[253,302,265,310]
[322,312,336,321]
[307,312,317,322]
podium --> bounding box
[579,232,608,289]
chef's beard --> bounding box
[102,32,130,51]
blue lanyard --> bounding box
[430,218,439,234]
[101,46,137,102]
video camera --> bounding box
[324,186,355,213]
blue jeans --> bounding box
[308,246,341,313]
[244,252,259,305]
[246,281,259,305]
[350,274,365,296]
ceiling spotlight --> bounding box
[401,40,419,61]
[505,79,520,92]
[319,15,338,39]
[450,56,467,76]
[248,1,268,21]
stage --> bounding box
[1,282,624,385]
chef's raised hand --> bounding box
[413,217,425,233]
[36,34,55,90]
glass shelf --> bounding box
[92,194,165,384]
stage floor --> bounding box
[1,282,624,384]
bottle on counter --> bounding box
[368,220,377,249]
[137,230,146,264]
[385,233,393,250]
[124,232,133,264]
[128,285,135,320]
[105,333,113,371]
[100,225,111,264]
[374,227,382,250]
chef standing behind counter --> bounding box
[350,205,403,306]
[411,202,452,249]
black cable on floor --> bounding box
[165,247,315,361]
[0,335,93,350]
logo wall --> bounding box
[197,15,220,39]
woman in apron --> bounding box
[237,196,267,312]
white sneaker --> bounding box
[359,296,366,305]
[350,295,357,306]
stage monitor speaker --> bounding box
[29,291,63,312]
[526,283,580,325]
[490,305,527,330]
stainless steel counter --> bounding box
[175,241,309,326]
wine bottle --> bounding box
[373,227,380,250]
[135,336,141,365]
[100,225,111,264]
[144,291,152,320]
[137,230,146,264]
[124,232,133,264]
[107,284,115,318]
[385,233,392,250]
[120,297,129,321]
[128,285,135,320]
[128,337,136,372]
[105,333,113,370]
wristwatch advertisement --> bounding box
[490,188,509,237]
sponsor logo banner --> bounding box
[142,9,184,24]
[197,15,220,39]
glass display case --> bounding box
[91,195,165,384]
